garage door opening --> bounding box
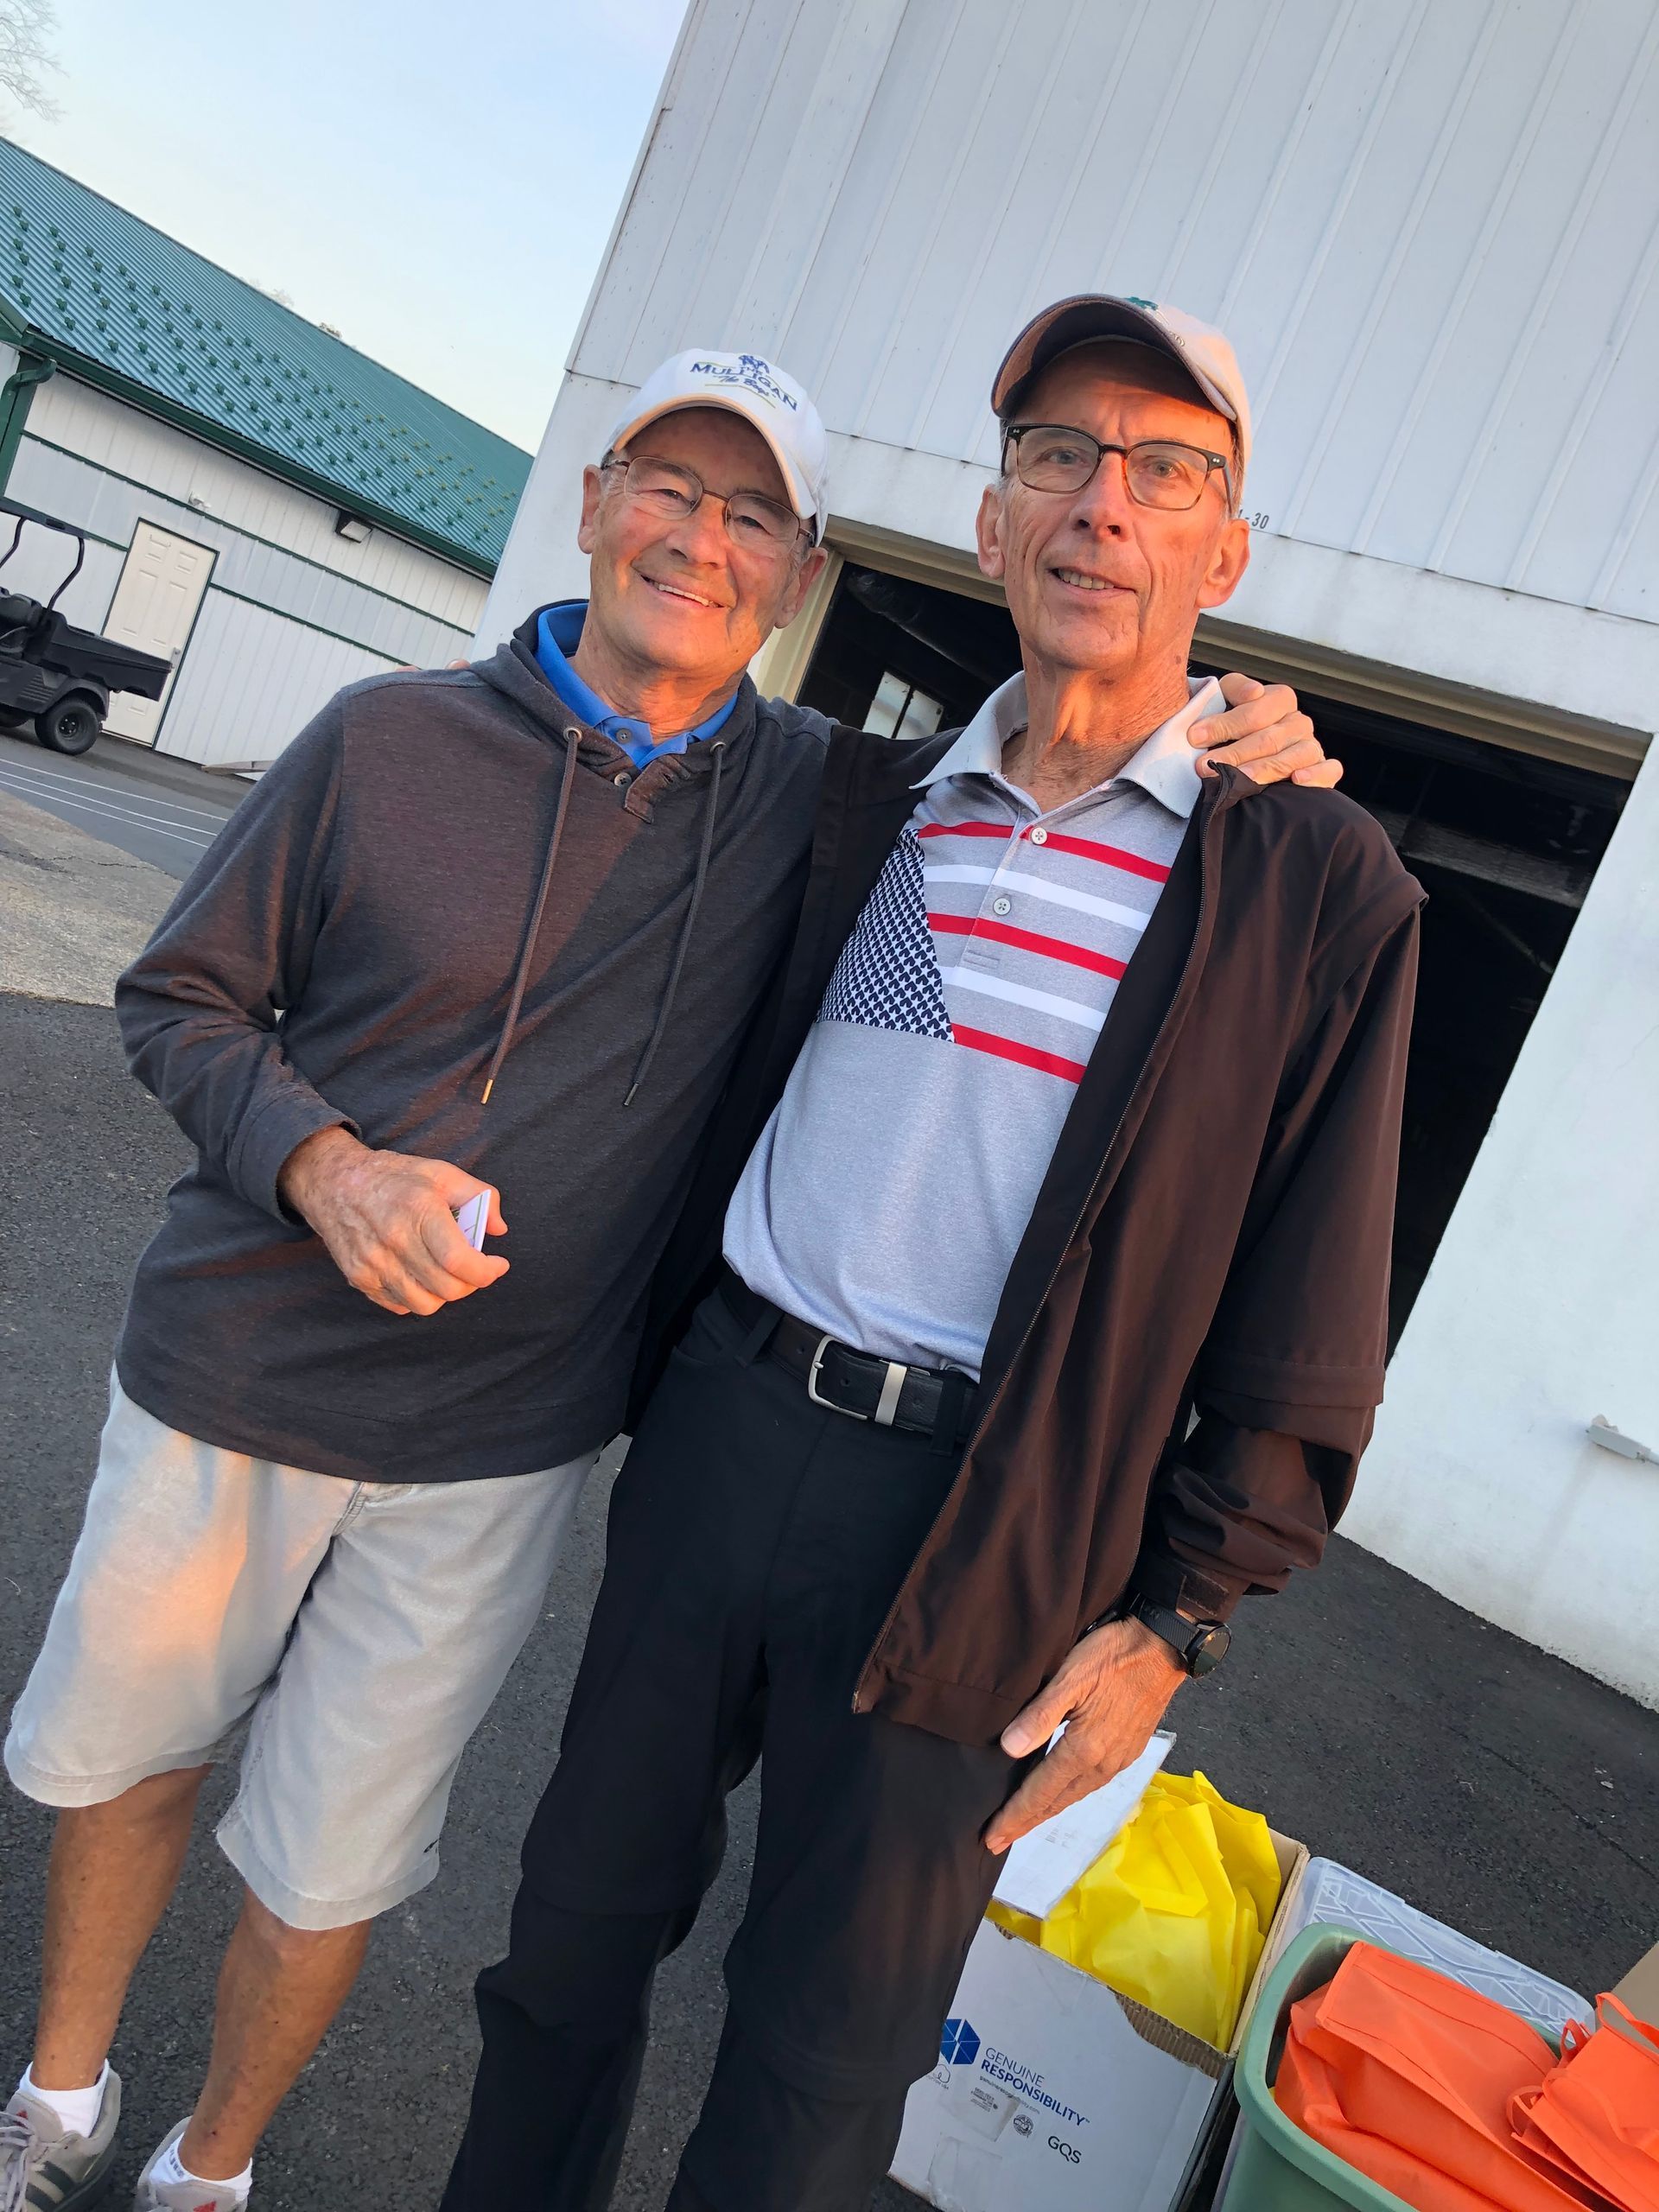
[795,559,1630,1342]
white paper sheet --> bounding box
[991,1729,1175,1919]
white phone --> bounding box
[454,1191,491,1251]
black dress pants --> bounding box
[441,1284,1024,2211]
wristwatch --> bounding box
[1127,1593,1231,1678]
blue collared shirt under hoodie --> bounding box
[535,600,738,770]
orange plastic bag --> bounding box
[1510,1993,1659,2212]
[1274,1942,1600,2212]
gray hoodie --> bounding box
[113,613,830,1483]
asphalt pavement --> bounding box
[1,988,1656,2210]
[0,728,243,877]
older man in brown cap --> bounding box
[442,296,1418,2212]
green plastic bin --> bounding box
[1224,1923,1562,2211]
[1224,1925,1416,2209]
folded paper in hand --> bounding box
[992,1729,1174,1919]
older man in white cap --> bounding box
[441,299,1416,2212]
[2,341,1325,2211]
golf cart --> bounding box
[0,499,173,755]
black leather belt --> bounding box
[717,1265,979,1448]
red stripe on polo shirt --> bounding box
[950,1025,1089,1084]
[919,817,1170,881]
[929,911,1129,977]
[1029,830,1171,880]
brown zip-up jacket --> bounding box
[632,722,1424,1747]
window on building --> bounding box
[864,669,944,741]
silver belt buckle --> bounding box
[806,1333,908,1426]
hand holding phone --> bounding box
[454,1191,491,1251]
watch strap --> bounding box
[1128,1593,1230,1676]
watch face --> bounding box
[1188,1624,1230,1677]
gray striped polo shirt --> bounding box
[723,671,1224,1377]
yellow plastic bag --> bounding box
[988,1770,1281,2049]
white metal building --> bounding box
[0,139,529,765]
[485,0,1659,1705]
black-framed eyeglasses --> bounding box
[1001,423,1234,512]
[601,453,809,549]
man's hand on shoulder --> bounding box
[278,1127,509,1317]
[1198,673,1342,789]
[983,1618,1184,1855]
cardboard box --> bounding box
[1613,1936,1659,2024]
[891,1827,1306,2212]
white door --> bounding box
[101,521,215,746]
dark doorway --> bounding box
[1194,680,1627,1345]
[797,561,1629,1341]
[798,563,1020,733]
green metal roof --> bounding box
[0,138,531,575]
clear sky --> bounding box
[10,0,690,452]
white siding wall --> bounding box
[7,440,477,666]
[484,0,1659,735]
[0,514,124,633]
[0,374,491,764]
[480,376,619,642]
[28,375,486,627]
[1344,741,1659,1706]
[579,0,1659,623]
[157,592,394,770]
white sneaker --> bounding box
[130,2126,244,2212]
[0,2070,122,2210]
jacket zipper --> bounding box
[849,769,1237,1714]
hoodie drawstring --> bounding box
[480,730,728,1109]
[626,735,725,1107]
[480,730,582,1104]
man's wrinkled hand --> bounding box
[278,1126,509,1317]
[1198,673,1343,789]
[984,1618,1184,1855]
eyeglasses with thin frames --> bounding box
[601,453,810,550]
[1001,423,1235,512]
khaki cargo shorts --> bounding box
[4,1374,596,1929]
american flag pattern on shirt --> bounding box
[817,774,1185,1085]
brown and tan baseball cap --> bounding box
[992,294,1251,497]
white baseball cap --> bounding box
[603,349,830,542]
[992,295,1251,500]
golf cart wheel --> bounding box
[35,694,100,754]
